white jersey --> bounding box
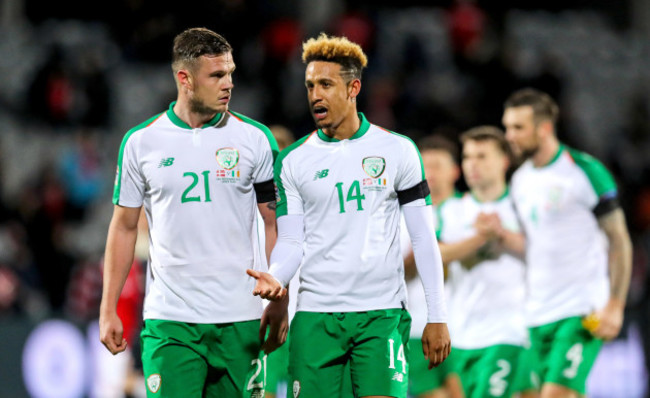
[511,144,617,327]
[113,103,278,323]
[275,113,431,313]
[439,191,527,349]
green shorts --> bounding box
[529,316,602,394]
[511,347,540,393]
[452,344,522,398]
[408,338,454,396]
[265,335,289,394]
[289,309,411,398]
[141,319,265,397]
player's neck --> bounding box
[532,136,560,168]
[431,186,455,206]
[173,100,219,129]
[322,109,360,140]
[471,180,507,203]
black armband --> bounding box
[397,180,430,205]
[254,179,275,203]
[593,196,620,218]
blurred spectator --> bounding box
[27,45,75,127]
[58,128,105,222]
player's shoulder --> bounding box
[564,145,617,195]
[227,110,270,135]
[122,111,166,145]
[275,131,316,166]
[227,111,279,157]
[368,122,417,149]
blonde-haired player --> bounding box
[247,33,450,398]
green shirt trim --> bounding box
[435,191,461,240]
[229,111,279,161]
[112,112,164,205]
[469,186,509,204]
[536,143,564,168]
[166,101,224,129]
[274,133,314,218]
[316,112,370,142]
[566,146,617,197]
[384,128,432,206]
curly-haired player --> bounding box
[247,33,450,398]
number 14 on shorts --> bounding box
[388,338,407,381]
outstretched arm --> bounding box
[247,215,304,301]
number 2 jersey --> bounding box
[113,103,278,324]
[275,113,432,314]
[510,144,618,327]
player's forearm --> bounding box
[258,202,278,264]
[100,220,138,315]
[497,229,526,259]
[403,206,447,323]
[599,208,633,304]
[607,224,632,304]
[438,234,488,263]
[267,215,304,286]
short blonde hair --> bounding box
[302,33,367,81]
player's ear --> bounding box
[177,69,193,91]
[347,79,361,102]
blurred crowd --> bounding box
[0,0,649,394]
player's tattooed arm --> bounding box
[598,208,632,303]
[267,201,277,211]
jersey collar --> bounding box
[536,143,565,168]
[469,186,509,203]
[316,112,370,142]
[166,101,224,129]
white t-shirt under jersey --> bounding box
[275,113,432,314]
[439,191,527,349]
[113,103,278,323]
[510,144,618,327]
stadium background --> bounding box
[0,0,649,396]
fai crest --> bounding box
[216,147,240,170]
[293,380,301,397]
[362,156,386,178]
[147,374,161,393]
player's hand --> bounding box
[474,212,503,240]
[421,323,451,369]
[260,296,289,354]
[247,269,287,301]
[591,298,625,341]
[99,311,128,355]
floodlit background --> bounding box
[0,0,649,397]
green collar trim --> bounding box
[316,112,370,142]
[537,143,565,168]
[166,101,224,129]
[470,186,509,203]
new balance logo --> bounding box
[313,169,329,180]
[158,157,175,168]
[392,372,404,382]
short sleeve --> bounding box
[112,131,145,207]
[567,147,619,217]
[395,136,432,207]
[274,153,303,218]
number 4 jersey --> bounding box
[275,113,431,313]
[113,102,278,324]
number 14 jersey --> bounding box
[275,113,431,314]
